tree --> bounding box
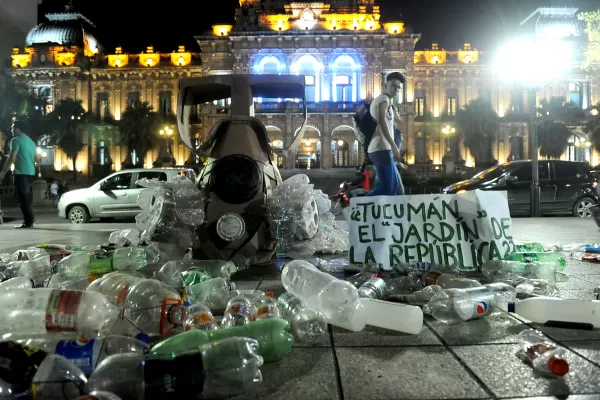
[579,10,600,69]
[50,98,88,181]
[0,74,48,143]
[536,97,583,159]
[456,99,499,167]
[586,103,600,152]
[119,101,160,167]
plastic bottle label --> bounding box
[45,290,82,332]
[525,343,554,361]
[227,303,250,318]
[0,342,48,396]
[184,313,216,331]
[454,297,495,321]
[143,353,205,398]
[116,285,130,306]
[177,288,190,307]
[55,339,96,376]
[255,305,277,319]
[89,257,113,275]
[422,270,443,286]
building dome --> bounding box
[25,9,101,53]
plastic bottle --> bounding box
[359,298,423,334]
[254,295,281,320]
[221,295,257,328]
[87,272,144,306]
[421,270,482,289]
[508,297,600,329]
[73,391,123,400]
[514,242,545,252]
[346,271,377,287]
[357,277,387,299]
[157,260,237,286]
[0,341,87,399]
[184,303,219,331]
[517,329,569,376]
[4,335,150,376]
[280,260,365,330]
[122,279,185,336]
[277,292,328,343]
[0,289,120,337]
[86,337,263,399]
[506,251,567,273]
[0,276,33,289]
[4,254,52,287]
[151,318,294,363]
[186,277,234,308]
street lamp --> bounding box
[36,148,47,178]
[157,126,175,166]
[495,37,572,217]
[441,124,455,153]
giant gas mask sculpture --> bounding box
[176,75,308,266]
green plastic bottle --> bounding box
[151,318,294,363]
[514,242,544,253]
[506,251,567,273]
[182,268,212,287]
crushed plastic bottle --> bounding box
[277,292,327,343]
[0,276,33,289]
[221,295,256,328]
[517,329,569,376]
[186,277,234,309]
[184,303,219,331]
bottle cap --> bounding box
[547,355,569,376]
[135,333,151,345]
[265,291,275,298]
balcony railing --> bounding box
[255,101,362,113]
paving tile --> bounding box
[332,323,441,347]
[564,263,600,276]
[562,341,600,368]
[452,344,600,398]
[501,396,600,400]
[531,323,600,342]
[336,347,489,400]
[557,289,597,301]
[556,277,598,290]
[572,274,600,285]
[224,348,339,400]
[426,313,529,345]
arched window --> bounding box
[292,55,321,102]
[253,56,286,103]
[331,55,359,103]
[569,82,582,108]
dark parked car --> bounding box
[442,160,598,217]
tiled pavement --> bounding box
[2,214,600,399]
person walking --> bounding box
[365,72,407,196]
[50,180,59,207]
[0,120,37,228]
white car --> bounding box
[58,168,195,224]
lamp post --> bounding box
[441,124,455,153]
[36,148,47,178]
[157,126,175,166]
[496,37,572,217]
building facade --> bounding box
[197,3,600,169]
[8,5,203,177]
[7,2,600,176]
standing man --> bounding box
[365,72,407,196]
[0,120,37,228]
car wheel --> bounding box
[68,206,90,224]
[573,197,595,218]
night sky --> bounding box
[38,0,600,52]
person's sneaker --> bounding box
[15,223,33,229]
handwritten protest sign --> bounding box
[349,190,514,271]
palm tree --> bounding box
[50,98,88,181]
[456,99,500,167]
[118,101,160,167]
[536,97,584,159]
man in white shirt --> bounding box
[50,180,59,206]
[366,72,406,196]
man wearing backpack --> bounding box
[364,72,406,196]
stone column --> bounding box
[321,114,332,169]
[284,108,295,170]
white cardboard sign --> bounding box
[348,190,514,270]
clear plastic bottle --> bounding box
[517,329,569,376]
[254,295,281,320]
[186,277,234,308]
[0,341,87,399]
[87,272,145,306]
[74,391,123,400]
[357,277,387,299]
[280,259,364,330]
[158,260,237,286]
[346,271,376,287]
[0,276,33,289]
[423,283,516,324]
[122,279,186,336]
[5,335,150,376]
[86,337,263,399]
[277,292,328,343]
[56,251,93,279]
[4,254,52,287]
[184,303,220,331]
[0,289,120,337]
[421,270,482,289]
[221,295,257,328]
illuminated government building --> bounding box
[6,1,600,175]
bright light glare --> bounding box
[495,38,572,89]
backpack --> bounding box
[353,96,390,164]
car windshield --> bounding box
[472,165,509,181]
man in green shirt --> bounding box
[0,120,37,228]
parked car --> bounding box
[442,160,598,217]
[58,168,195,224]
